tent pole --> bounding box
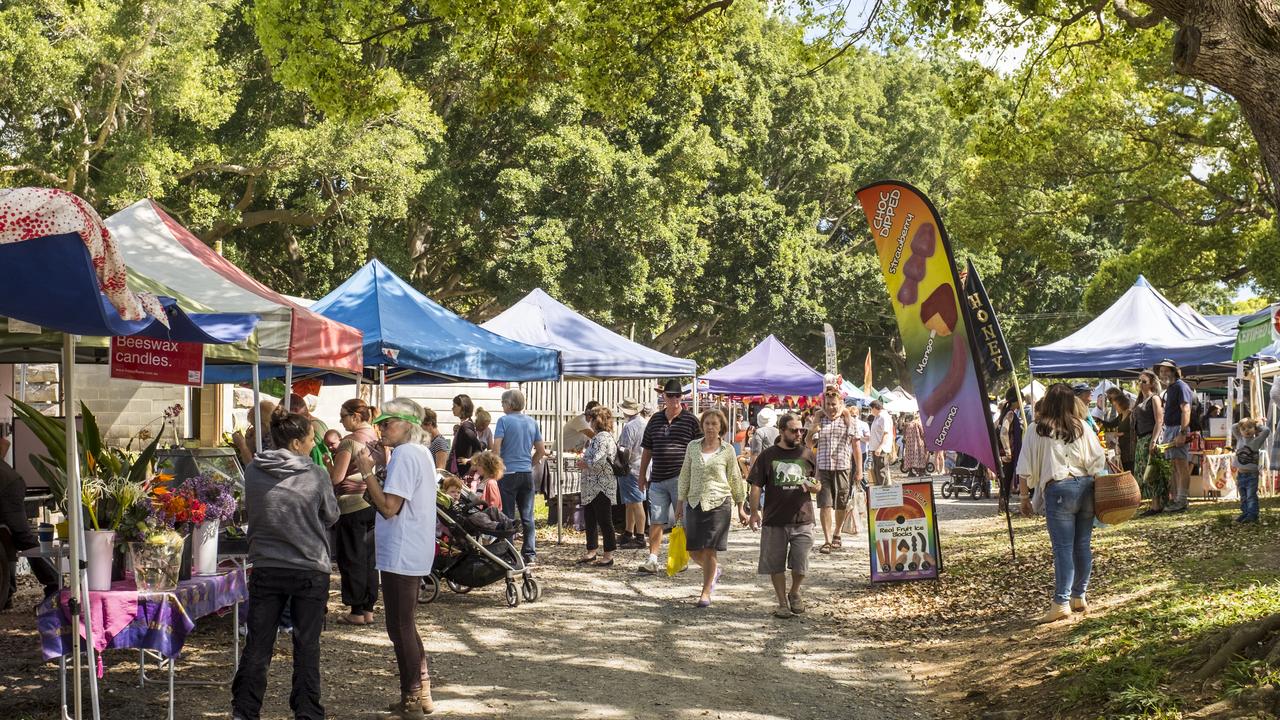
[1229,362,1241,446]
[692,365,699,414]
[556,377,564,545]
[63,334,101,720]
[379,365,387,409]
[284,363,293,399]
[251,364,263,454]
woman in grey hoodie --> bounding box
[232,406,339,720]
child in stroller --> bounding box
[942,452,991,499]
[420,473,541,607]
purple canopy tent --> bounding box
[699,335,826,397]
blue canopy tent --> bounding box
[1028,276,1236,378]
[481,288,697,543]
[699,335,825,396]
[0,188,258,720]
[205,259,561,394]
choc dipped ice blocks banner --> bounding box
[856,181,998,472]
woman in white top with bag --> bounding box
[1016,382,1106,624]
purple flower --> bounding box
[181,473,238,523]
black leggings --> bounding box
[584,492,616,553]
[334,507,378,614]
[382,571,428,695]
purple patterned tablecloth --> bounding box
[37,567,248,662]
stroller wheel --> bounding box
[418,575,440,604]
[505,580,521,608]
[447,580,473,594]
[941,481,953,498]
[522,576,542,603]
[969,483,980,499]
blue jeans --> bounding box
[1044,476,1094,606]
[499,471,536,558]
[1238,471,1259,519]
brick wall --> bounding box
[72,365,186,445]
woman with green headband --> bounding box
[355,397,438,718]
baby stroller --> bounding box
[418,488,542,608]
[941,452,990,499]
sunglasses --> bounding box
[664,393,682,398]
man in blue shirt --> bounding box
[1155,359,1194,512]
[492,388,547,564]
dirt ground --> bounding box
[0,478,988,720]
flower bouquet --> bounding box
[181,474,237,575]
[128,527,186,592]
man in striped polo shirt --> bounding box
[637,378,703,573]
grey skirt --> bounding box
[685,498,732,552]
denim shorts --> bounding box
[647,477,680,528]
[1161,425,1190,461]
[618,473,645,505]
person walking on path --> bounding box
[676,409,748,607]
[578,406,620,566]
[1155,359,1194,512]
[806,389,861,553]
[448,394,483,477]
[1232,416,1270,523]
[491,388,546,565]
[616,398,649,548]
[900,414,927,476]
[327,399,383,626]
[1133,371,1167,515]
[868,400,895,486]
[638,379,703,574]
[747,413,819,619]
[355,398,439,718]
[1016,383,1105,624]
[232,406,339,720]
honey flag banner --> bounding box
[856,180,999,472]
[959,260,1014,390]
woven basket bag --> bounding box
[1094,469,1141,525]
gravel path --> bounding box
[0,518,946,720]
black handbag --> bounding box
[611,446,631,476]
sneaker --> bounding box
[1234,514,1248,523]
[787,594,806,614]
[1138,507,1163,517]
[637,557,659,574]
[522,555,537,567]
[1069,597,1087,613]
[1166,501,1188,513]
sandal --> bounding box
[773,604,794,618]
[336,614,367,626]
[832,536,843,548]
[593,558,615,567]
[576,555,598,564]
[819,543,832,554]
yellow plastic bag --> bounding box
[666,525,689,577]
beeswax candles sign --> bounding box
[856,180,1000,472]
[867,480,941,583]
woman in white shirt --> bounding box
[356,397,438,717]
[1016,382,1106,624]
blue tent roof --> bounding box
[480,288,695,379]
[700,335,825,396]
[1029,276,1236,377]
[207,260,559,383]
[0,231,257,343]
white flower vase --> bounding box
[85,530,116,591]
[192,520,220,576]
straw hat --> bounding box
[619,398,642,417]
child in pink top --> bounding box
[468,450,505,511]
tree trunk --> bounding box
[1153,0,1280,212]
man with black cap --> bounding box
[637,379,702,573]
[1155,359,1194,512]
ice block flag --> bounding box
[856,181,1000,472]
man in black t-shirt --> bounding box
[748,413,818,619]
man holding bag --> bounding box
[1155,360,1193,512]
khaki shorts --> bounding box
[758,523,814,576]
[816,468,852,509]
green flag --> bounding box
[1233,306,1275,361]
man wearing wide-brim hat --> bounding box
[615,398,649,547]
[637,379,702,573]
[1154,359,1194,512]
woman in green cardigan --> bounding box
[676,408,749,607]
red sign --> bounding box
[110,336,205,386]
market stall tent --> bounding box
[0,187,258,720]
[481,288,695,378]
[699,335,825,397]
[206,259,560,384]
[105,200,363,373]
[1029,276,1236,377]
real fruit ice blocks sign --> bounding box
[867,481,941,582]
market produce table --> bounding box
[35,564,247,720]
[1198,453,1237,501]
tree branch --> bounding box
[639,1,736,55]
[324,16,439,47]
[0,163,68,187]
[1112,0,1165,29]
[804,0,884,76]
